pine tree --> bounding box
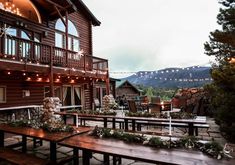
[204,0,235,142]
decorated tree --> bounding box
[204,0,235,142]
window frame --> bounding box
[54,19,80,52]
[0,86,6,103]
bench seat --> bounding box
[0,148,51,165]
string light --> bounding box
[1,1,22,17]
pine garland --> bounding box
[126,111,196,119]
[7,119,74,133]
[89,127,231,160]
[66,109,117,116]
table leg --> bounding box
[82,149,91,165]
[113,156,117,165]
[124,119,128,131]
[22,135,27,153]
[73,148,79,165]
[73,115,77,126]
[112,118,116,129]
[188,123,194,136]
[0,130,4,147]
[104,154,110,165]
[132,120,136,131]
[50,142,57,162]
[63,115,67,124]
[104,118,107,128]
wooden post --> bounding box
[65,11,69,67]
[105,77,110,95]
[49,46,54,97]
[105,63,110,95]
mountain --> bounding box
[122,66,212,88]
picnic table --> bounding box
[0,123,92,162]
[56,112,207,136]
[59,133,235,165]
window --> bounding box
[4,26,42,59]
[55,18,80,53]
[0,86,6,103]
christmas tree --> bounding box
[204,0,235,142]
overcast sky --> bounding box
[83,0,220,78]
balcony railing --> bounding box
[0,35,108,76]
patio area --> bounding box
[2,110,234,165]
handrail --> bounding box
[0,35,108,73]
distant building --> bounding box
[116,80,142,100]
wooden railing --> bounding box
[0,35,108,74]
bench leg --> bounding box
[188,123,194,136]
[73,148,79,165]
[50,142,57,162]
[195,128,198,136]
[113,156,121,165]
[103,154,110,165]
[137,123,141,131]
[0,131,4,147]
[22,135,27,153]
[82,149,91,165]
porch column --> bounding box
[65,11,69,66]
[105,72,110,95]
[49,46,54,97]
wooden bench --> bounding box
[136,121,209,135]
[194,124,210,136]
[0,148,52,165]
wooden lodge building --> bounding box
[116,80,142,100]
[0,0,110,110]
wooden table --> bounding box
[0,124,92,162]
[59,133,235,165]
[56,112,207,136]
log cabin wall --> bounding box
[0,73,92,109]
[0,74,45,108]
[0,1,105,110]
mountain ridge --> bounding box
[122,66,212,88]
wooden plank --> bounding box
[59,134,235,165]
[0,148,50,165]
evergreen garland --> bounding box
[66,109,117,116]
[7,119,74,133]
[126,111,196,119]
[89,127,232,160]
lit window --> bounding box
[0,86,6,103]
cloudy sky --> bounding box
[83,0,220,78]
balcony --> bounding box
[0,35,108,78]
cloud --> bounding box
[83,0,220,77]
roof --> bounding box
[110,77,121,82]
[75,0,101,26]
[31,0,101,26]
[116,80,142,93]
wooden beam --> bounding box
[65,0,78,11]
[44,0,65,9]
[54,6,66,26]
[49,5,71,17]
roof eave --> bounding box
[76,0,101,26]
